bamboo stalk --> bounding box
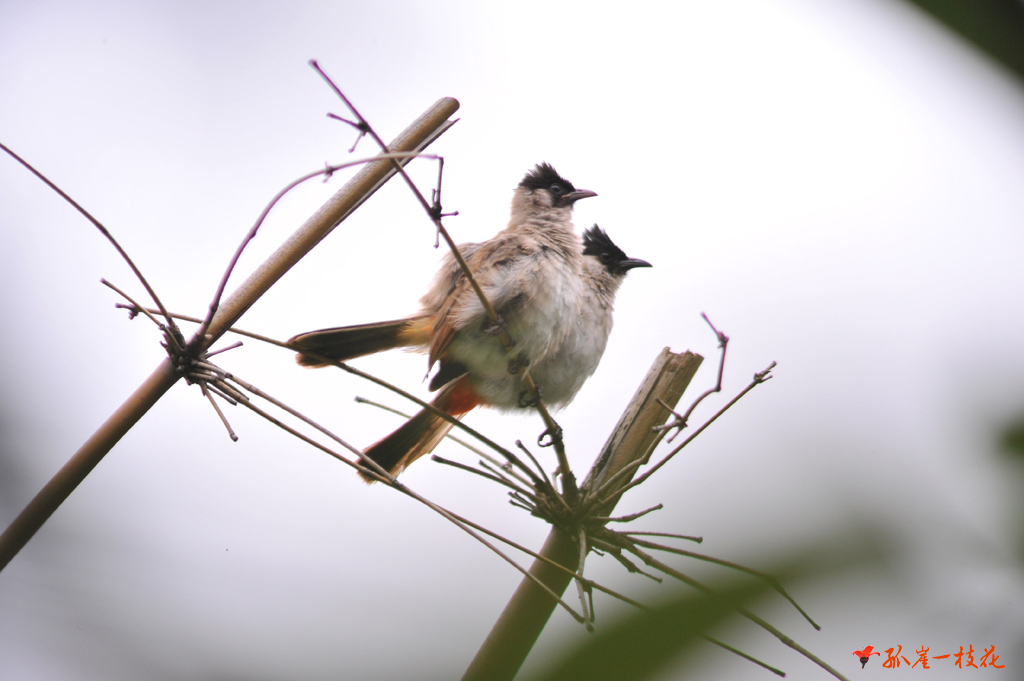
[0,97,460,572]
[461,348,703,681]
[584,349,703,514]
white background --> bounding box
[2,1,1023,679]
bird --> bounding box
[288,164,650,480]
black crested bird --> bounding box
[289,165,649,480]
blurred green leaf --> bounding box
[900,0,1024,85]
[999,418,1024,458]
[520,532,895,681]
[523,578,771,681]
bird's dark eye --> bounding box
[549,184,564,195]
[600,252,612,262]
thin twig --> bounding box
[358,397,562,510]
[575,528,594,631]
[103,281,167,331]
[205,341,243,358]
[622,531,703,543]
[0,96,459,575]
[203,381,241,406]
[626,543,847,681]
[355,396,539,489]
[195,151,436,348]
[593,504,663,524]
[508,490,539,514]
[309,61,575,500]
[128,307,525,465]
[194,358,587,622]
[0,142,176,333]
[199,384,238,441]
[509,497,538,514]
[515,440,557,498]
[446,511,647,610]
[702,636,786,677]
[432,455,533,497]
[654,313,729,442]
[479,460,540,500]
[599,545,664,583]
[628,536,819,630]
[612,362,776,500]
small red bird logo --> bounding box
[854,646,881,668]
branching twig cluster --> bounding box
[425,314,845,678]
[308,61,579,500]
[2,66,844,680]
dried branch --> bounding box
[703,636,786,677]
[621,531,703,543]
[125,306,525,467]
[623,540,847,681]
[654,312,729,441]
[183,354,588,622]
[355,396,557,502]
[462,349,701,681]
[574,527,594,631]
[0,141,177,335]
[627,535,818,629]
[309,61,576,500]
[444,510,647,611]
[432,455,535,499]
[0,96,459,573]
[593,504,663,524]
[196,151,437,345]
[356,396,525,483]
[199,383,238,441]
[612,361,776,501]
[103,280,167,331]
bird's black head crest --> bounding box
[519,163,576,193]
[583,225,627,261]
[583,225,651,275]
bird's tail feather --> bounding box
[359,379,478,482]
[289,316,429,366]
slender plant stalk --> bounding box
[460,348,703,681]
[461,528,582,681]
[0,97,460,573]
[311,62,577,499]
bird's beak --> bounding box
[563,189,598,204]
[620,257,652,271]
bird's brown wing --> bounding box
[428,234,532,368]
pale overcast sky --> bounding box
[2,1,1023,679]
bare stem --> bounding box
[654,312,729,442]
[0,141,175,331]
[626,543,848,681]
[196,152,435,345]
[199,383,239,442]
[627,535,818,629]
[103,280,168,331]
[621,531,703,543]
[309,61,575,500]
[128,307,523,466]
[575,528,594,631]
[703,636,786,677]
[613,361,776,500]
[594,504,663,524]
[0,96,459,573]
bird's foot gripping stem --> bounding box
[507,351,530,376]
[538,424,562,448]
[517,385,542,408]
